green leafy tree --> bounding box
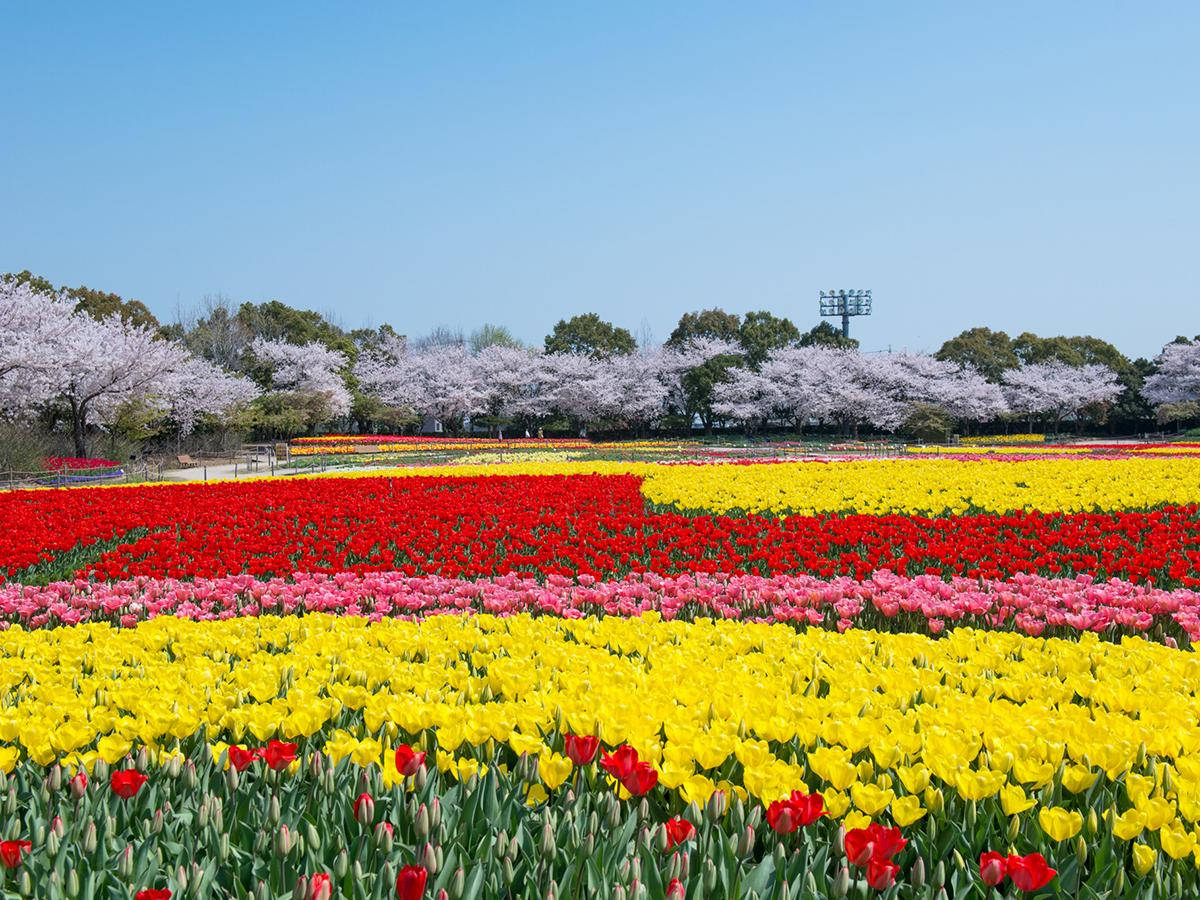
[470,324,524,353]
[667,308,742,348]
[544,313,635,358]
[666,309,745,433]
[798,321,859,350]
[935,328,1020,382]
[738,311,801,367]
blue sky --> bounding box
[3,2,1197,358]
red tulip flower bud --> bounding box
[979,852,1007,887]
[135,891,172,900]
[866,858,899,891]
[394,745,427,777]
[69,772,88,798]
[666,879,685,899]
[309,873,332,900]
[564,734,600,766]
[354,792,375,825]
[396,864,429,900]
[264,740,297,771]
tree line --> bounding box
[3,270,1198,462]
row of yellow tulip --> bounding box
[2,614,1198,861]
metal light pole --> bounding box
[819,289,873,339]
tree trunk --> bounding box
[71,400,88,457]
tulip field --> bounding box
[3,453,1200,897]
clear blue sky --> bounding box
[3,2,1197,358]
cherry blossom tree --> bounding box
[1143,341,1200,412]
[0,280,77,415]
[48,314,192,456]
[160,356,261,435]
[1002,361,1122,430]
[250,338,351,419]
[355,342,484,432]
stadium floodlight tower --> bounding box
[819,289,872,339]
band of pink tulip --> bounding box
[1,569,1196,643]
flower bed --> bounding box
[0,614,1191,895]
[2,570,1199,643]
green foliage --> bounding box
[738,311,800,367]
[235,391,336,439]
[544,314,635,358]
[797,321,859,350]
[666,308,742,348]
[235,300,357,360]
[0,423,51,474]
[470,324,524,353]
[934,327,1019,381]
[902,404,955,443]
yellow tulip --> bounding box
[1132,843,1156,876]
[1000,784,1037,816]
[1038,807,1083,842]
[890,795,926,827]
[1112,809,1146,841]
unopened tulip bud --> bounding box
[737,824,755,858]
[82,822,97,854]
[268,795,281,825]
[305,821,321,852]
[374,821,394,851]
[1087,808,1099,835]
[291,876,308,900]
[18,871,32,897]
[679,850,689,880]
[185,760,198,789]
[225,767,240,792]
[450,867,465,899]
[502,857,515,884]
[310,874,333,900]
[429,797,442,830]
[415,804,430,839]
[423,842,439,875]
[51,816,65,838]
[540,820,557,857]
[153,807,164,834]
[275,824,294,857]
[167,754,183,778]
[933,860,945,888]
[911,856,926,890]
[705,790,728,822]
[832,866,850,898]
[117,844,133,878]
[1008,815,1020,840]
[93,759,109,781]
[45,832,59,856]
[685,802,702,825]
[309,751,325,777]
[176,866,188,893]
[414,765,429,791]
[436,892,449,900]
[703,860,717,892]
[834,825,845,856]
[612,886,626,900]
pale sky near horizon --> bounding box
[3,2,1197,359]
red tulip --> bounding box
[354,792,375,824]
[844,824,906,868]
[136,891,172,900]
[69,771,88,798]
[767,791,826,833]
[110,770,148,799]
[664,817,696,848]
[0,841,31,869]
[394,744,427,777]
[866,857,899,891]
[227,745,258,772]
[1007,853,1056,892]
[396,864,428,900]
[979,851,1007,887]
[666,877,685,899]
[620,761,659,796]
[264,740,298,771]
[564,734,600,766]
[599,745,639,780]
[309,873,332,900]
